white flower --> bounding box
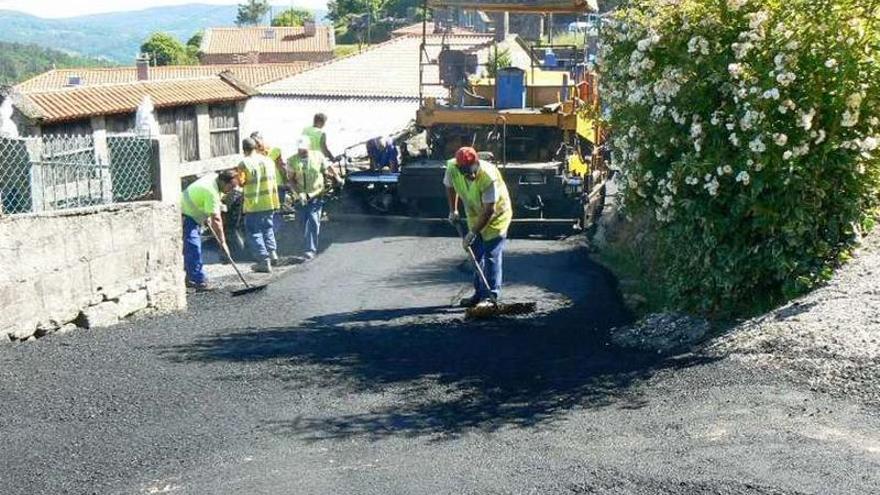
[685,176,699,185]
[762,88,781,100]
[774,53,786,68]
[723,164,734,175]
[799,108,817,130]
[728,63,744,78]
[749,137,766,153]
[690,121,703,139]
[748,11,769,30]
[870,117,880,127]
[847,93,864,109]
[728,0,747,11]
[704,178,720,196]
[815,130,827,144]
[785,40,799,50]
[825,58,838,68]
[735,171,751,185]
[792,143,810,157]
[783,150,793,160]
[774,133,789,146]
[729,133,741,147]
[842,110,860,128]
[776,72,796,87]
[704,173,713,182]
[861,137,879,152]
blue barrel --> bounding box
[496,67,526,109]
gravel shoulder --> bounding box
[712,230,880,407]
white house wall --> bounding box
[244,96,418,158]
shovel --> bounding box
[450,221,536,319]
[205,222,267,297]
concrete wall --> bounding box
[0,201,186,343]
[244,96,418,159]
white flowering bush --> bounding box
[599,0,880,314]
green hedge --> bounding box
[599,0,880,316]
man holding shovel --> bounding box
[444,146,513,310]
[180,170,240,290]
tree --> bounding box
[187,31,203,49]
[272,8,314,27]
[236,0,270,26]
[140,33,192,66]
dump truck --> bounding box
[333,0,607,231]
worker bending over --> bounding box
[288,136,342,261]
[237,137,281,273]
[445,146,513,309]
[180,170,240,290]
[366,136,399,172]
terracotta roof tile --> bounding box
[16,63,314,92]
[201,26,335,55]
[259,35,530,99]
[21,77,249,123]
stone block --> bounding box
[77,301,120,329]
[89,249,149,295]
[57,323,79,335]
[116,291,149,318]
[9,325,37,341]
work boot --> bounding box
[270,250,280,262]
[459,295,480,308]
[303,251,317,262]
[474,299,498,311]
[253,259,272,273]
[186,280,213,292]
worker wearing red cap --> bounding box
[444,146,513,308]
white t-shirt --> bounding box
[443,164,498,203]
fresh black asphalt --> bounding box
[2,224,879,494]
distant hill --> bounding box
[0,3,329,64]
[0,41,114,85]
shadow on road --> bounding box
[161,300,719,442]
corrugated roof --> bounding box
[391,22,478,37]
[201,26,334,55]
[259,35,531,99]
[20,76,249,123]
[16,63,315,92]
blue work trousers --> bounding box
[297,198,323,255]
[244,211,277,260]
[182,215,207,284]
[472,234,506,300]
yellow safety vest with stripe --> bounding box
[180,172,221,224]
[238,154,280,214]
[268,147,286,183]
[288,151,326,198]
[446,159,513,241]
[302,126,325,152]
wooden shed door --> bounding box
[158,107,199,162]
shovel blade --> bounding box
[230,283,268,297]
[465,302,537,319]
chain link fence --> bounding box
[0,134,155,215]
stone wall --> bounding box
[0,201,186,342]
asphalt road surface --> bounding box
[2,223,879,495]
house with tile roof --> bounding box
[15,63,314,93]
[246,34,532,157]
[8,68,255,164]
[199,24,335,65]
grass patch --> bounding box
[333,44,362,58]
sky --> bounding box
[0,0,328,18]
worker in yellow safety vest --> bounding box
[180,169,240,290]
[236,137,280,273]
[302,112,337,162]
[287,135,343,261]
[444,146,513,309]
[250,131,289,242]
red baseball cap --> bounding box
[455,147,478,168]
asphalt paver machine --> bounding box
[336,0,608,231]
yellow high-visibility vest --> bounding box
[445,159,513,240]
[238,154,280,213]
